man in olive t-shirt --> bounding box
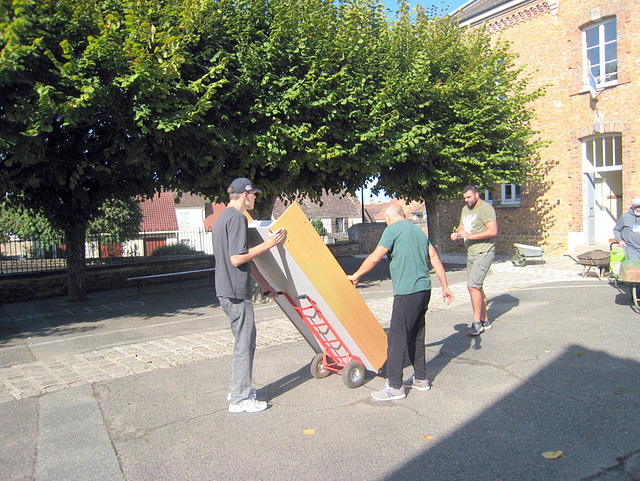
[451,185,498,336]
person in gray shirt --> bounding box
[613,197,640,260]
[213,178,286,413]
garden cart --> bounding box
[618,260,640,311]
[564,250,610,279]
[512,243,564,266]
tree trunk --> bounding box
[426,201,444,255]
[253,194,277,221]
[66,222,88,302]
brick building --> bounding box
[437,0,639,255]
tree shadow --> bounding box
[382,345,640,480]
[424,323,479,384]
[0,277,221,346]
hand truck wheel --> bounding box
[310,353,331,379]
[342,360,365,388]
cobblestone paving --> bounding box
[0,258,591,403]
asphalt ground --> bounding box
[1,254,639,480]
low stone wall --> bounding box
[348,223,386,255]
[0,256,216,304]
[326,241,359,258]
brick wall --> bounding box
[444,0,640,254]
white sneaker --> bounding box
[371,383,406,402]
[229,397,268,413]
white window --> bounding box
[501,184,521,206]
[335,218,345,233]
[178,211,191,226]
[583,18,617,90]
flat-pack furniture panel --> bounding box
[248,203,387,372]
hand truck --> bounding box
[279,292,366,388]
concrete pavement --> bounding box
[1,254,639,480]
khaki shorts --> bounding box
[466,249,495,289]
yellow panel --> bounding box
[271,203,387,371]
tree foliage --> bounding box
[166,0,391,216]
[0,198,60,242]
[0,0,229,298]
[311,217,328,237]
[0,197,143,244]
[374,11,544,206]
[1,0,544,298]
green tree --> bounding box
[373,9,544,246]
[86,198,143,257]
[0,0,229,299]
[178,0,391,218]
[311,217,328,237]
[0,198,61,243]
[0,197,142,247]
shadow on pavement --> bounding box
[382,345,640,481]
[261,364,314,401]
[487,293,520,321]
[424,323,476,384]
[0,278,219,345]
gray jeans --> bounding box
[219,298,256,403]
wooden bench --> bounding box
[126,268,215,292]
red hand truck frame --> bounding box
[279,292,367,388]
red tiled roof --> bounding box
[364,202,389,221]
[140,193,179,232]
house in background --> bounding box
[364,202,387,222]
[273,191,363,242]
[365,200,427,223]
[173,193,226,254]
[133,192,180,256]
[128,192,226,256]
[438,0,640,254]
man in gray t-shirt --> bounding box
[212,178,286,413]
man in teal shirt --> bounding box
[349,204,454,401]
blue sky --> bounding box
[382,0,470,16]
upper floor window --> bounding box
[178,211,191,226]
[583,18,617,90]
